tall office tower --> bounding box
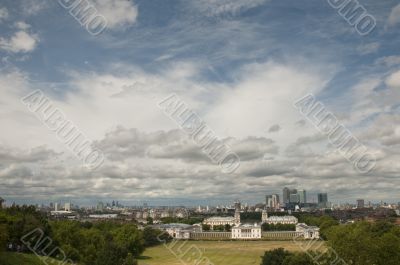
[357,199,365,209]
[298,190,307,203]
[64,202,71,212]
[271,194,280,209]
[54,203,59,211]
[266,195,272,207]
[318,193,328,208]
[283,187,298,205]
[290,193,300,203]
[283,187,290,204]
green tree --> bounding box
[202,224,211,231]
[123,253,138,265]
[282,253,314,265]
[261,248,292,265]
[142,227,171,247]
[0,223,8,251]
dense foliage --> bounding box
[325,221,400,265]
[261,220,400,265]
[160,217,203,225]
[261,223,295,231]
[0,206,168,265]
[0,205,51,251]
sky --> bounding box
[0,0,400,206]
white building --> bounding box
[232,224,262,239]
[64,203,71,212]
[264,215,298,225]
[296,223,320,239]
[153,223,200,239]
[203,216,236,229]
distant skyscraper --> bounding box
[283,187,297,205]
[64,202,71,212]
[318,193,328,208]
[357,199,365,209]
[290,193,300,203]
[298,190,307,203]
[266,195,272,207]
[272,194,280,209]
[54,202,59,211]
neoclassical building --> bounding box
[295,223,320,239]
[262,210,298,224]
[203,202,241,229]
[232,224,262,239]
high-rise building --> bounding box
[54,202,59,211]
[318,193,328,208]
[290,193,300,203]
[266,195,272,207]
[298,190,307,203]
[283,187,297,205]
[357,199,365,209]
[266,194,280,209]
[64,202,71,212]
[271,194,280,209]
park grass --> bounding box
[138,240,325,265]
[0,251,70,265]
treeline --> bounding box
[261,220,400,265]
[261,223,295,231]
[0,205,51,252]
[160,217,203,225]
[0,206,171,265]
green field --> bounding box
[0,252,67,265]
[138,240,325,265]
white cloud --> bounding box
[387,4,400,27]
[0,7,8,21]
[191,0,268,17]
[386,70,400,89]
[0,30,39,53]
[15,21,31,30]
[356,42,380,55]
[375,55,400,67]
[94,0,138,29]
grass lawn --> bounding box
[0,251,69,265]
[138,240,325,265]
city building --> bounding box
[231,224,262,239]
[64,202,71,212]
[290,193,300,204]
[298,190,307,203]
[262,213,298,225]
[151,223,201,239]
[357,199,365,209]
[296,223,320,239]
[266,194,280,209]
[283,187,297,205]
[54,202,59,211]
[318,193,328,208]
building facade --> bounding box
[296,223,320,239]
[232,224,262,239]
[264,215,298,225]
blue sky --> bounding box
[1,0,400,206]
